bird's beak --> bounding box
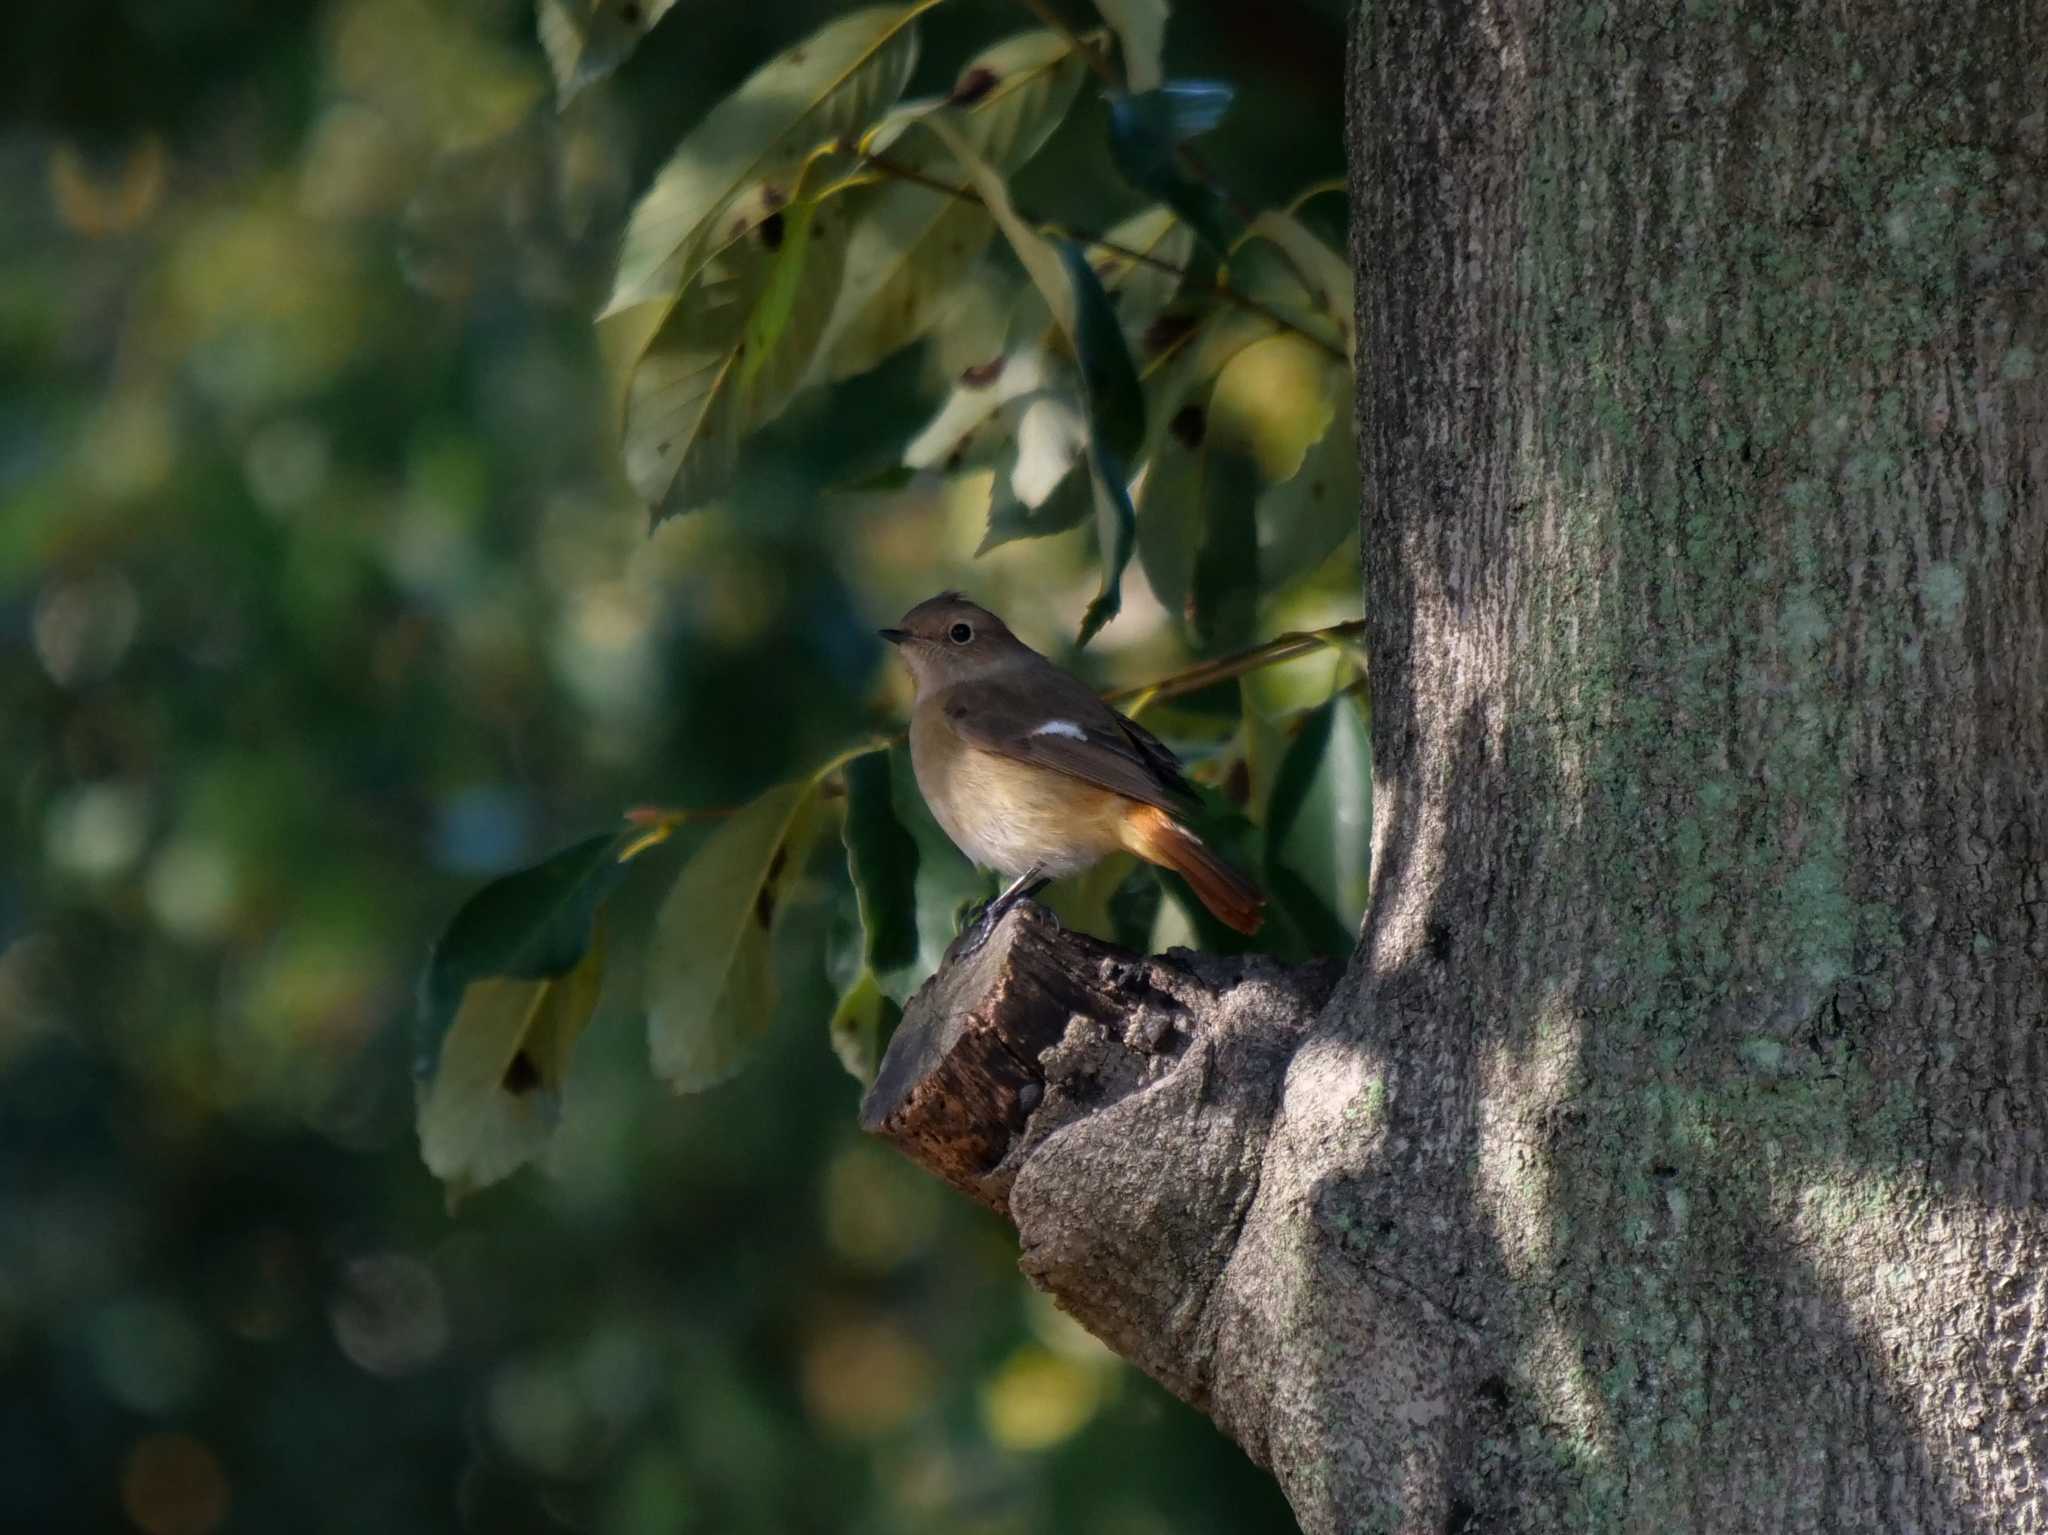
[877,627,909,645]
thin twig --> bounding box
[855,147,1346,363]
[1104,619,1366,711]
[621,620,1367,828]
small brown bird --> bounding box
[880,593,1264,946]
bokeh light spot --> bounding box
[978,1345,1101,1452]
[120,1432,229,1535]
[822,1139,941,1273]
[328,1253,447,1377]
[91,1296,211,1415]
[800,1316,933,1439]
[33,568,140,685]
[145,841,240,943]
[45,783,151,879]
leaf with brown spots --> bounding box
[646,778,831,1091]
[624,178,854,522]
[818,28,1093,381]
[604,4,925,318]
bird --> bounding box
[879,592,1264,951]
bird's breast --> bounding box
[908,710,1129,879]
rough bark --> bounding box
[867,0,2048,1530]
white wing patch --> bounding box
[1028,719,1088,741]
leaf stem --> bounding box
[853,147,1345,363]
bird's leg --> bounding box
[952,865,1050,961]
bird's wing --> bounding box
[937,673,1195,814]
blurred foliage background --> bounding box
[1,1,1352,1531]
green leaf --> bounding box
[536,0,678,106]
[1242,209,1354,361]
[821,30,1091,381]
[416,925,607,1208]
[904,214,1181,483]
[603,4,924,319]
[623,180,853,522]
[1257,403,1359,597]
[646,781,824,1091]
[903,347,1054,474]
[1264,694,1371,951]
[1091,0,1171,91]
[840,748,921,990]
[914,115,1072,337]
[1139,324,1315,643]
[981,389,1091,552]
[414,831,631,1203]
[1062,241,1146,646]
[1107,85,1236,256]
[883,744,995,982]
[1086,205,1193,344]
[827,969,901,1085]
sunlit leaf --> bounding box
[828,968,901,1084]
[903,348,1054,473]
[646,781,825,1091]
[841,748,920,993]
[982,390,1091,551]
[603,4,925,319]
[914,115,1071,337]
[414,831,631,1203]
[1138,324,1314,643]
[821,30,1091,381]
[624,179,853,522]
[1107,84,1235,256]
[1086,205,1193,345]
[1257,403,1359,596]
[1242,209,1354,361]
[1264,693,1371,952]
[536,0,679,106]
[1092,0,1171,91]
[907,213,1182,484]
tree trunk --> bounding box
[868,1,2048,1529]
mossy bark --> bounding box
[871,2,2043,1527]
[1326,0,2048,1527]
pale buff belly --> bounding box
[909,712,1130,879]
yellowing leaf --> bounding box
[1209,333,1338,481]
[603,4,926,319]
[646,781,824,1091]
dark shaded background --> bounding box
[0,1,1347,1529]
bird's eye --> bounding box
[948,622,973,644]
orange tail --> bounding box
[1120,805,1265,935]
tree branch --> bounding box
[860,903,1339,1413]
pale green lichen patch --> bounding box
[1919,561,1966,625]
[2000,346,2038,381]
